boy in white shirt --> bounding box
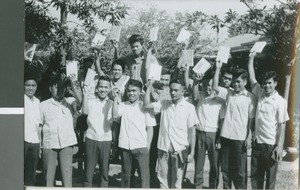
[24,76,41,186]
[144,79,198,188]
[40,75,81,187]
[82,75,114,187]
[248,52,289,189]
[213,61,256,189]
[113,79,156,188]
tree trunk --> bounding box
[60,2,68,66]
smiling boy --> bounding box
[248,52,289,189]
[213,61,256,189]
[82,76,114,187]
[144,79,198,188]
[24,76,41,186]
[113,79,156,188]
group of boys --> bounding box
[24,34,289,189]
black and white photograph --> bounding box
[23,0,300,189]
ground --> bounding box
[33,150,298,189]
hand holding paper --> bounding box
[176,28,191,44]
[216,46,230,64]
[109,26,122,42]
[178,50,194,68]
[250,41,267,53]
[84,68,96,86]
[192,58,211,75]
[149,26,159,42]
[92,33,106,49]
[148,64,162,81]
[66,61,78,81]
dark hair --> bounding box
[261,71,278,83]
[111,60,125,72]
[161,68,171,76]
[128,34,144,46]
[49,74,61,87]
[97,75,111,86]
[221,68,233,76]
[233,68,248,80]
[127,79,143,90]
[24,74,37,84]
[169,79,186,89]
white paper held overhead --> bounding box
[179,50,194,67]
[24,43,37,62]
[149,26,159,42]
[109,26,122,42]
[115,75,130,92]
[193,58,212,75]
[250,41,267,53]
[216,46,231,64]
[176,28,191,43]
[91,33,106,49]
[149,64,162,81]
[66,60,78,81]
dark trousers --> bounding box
[24,141,40,186]
[84,138,111,187]
[221,137,247,189]
[121,147,150,188]
[150,125,159,179]
[194,131,219,188]
[251,142,278,189]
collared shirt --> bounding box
[24,95,41,143]
[40,97,77,149]
[86,97,113,141]
[153,98,198,152]
[252,84,289,145]
[116,50,148,84]
[218,87,256,141]
[195,93,225,132]
[116,101,156,150]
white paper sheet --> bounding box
[149,26,159,42]
[148,64,162,81]
[178,50,194,67]
[109,26,122,42]
[192,58,211,74]
[250,41,267,53]
[176,28,191,43]
[91,33,106,49]
[24,43,37,62]
[66,60,78,81]
[216,46,231,63]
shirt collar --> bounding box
[234,89,248,96]
[24,94,37,102]
[50,97,66,106]
[262,90,279,100]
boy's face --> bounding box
[169,83,185,102]
[127,85,141,103]
[24,79,37,98]
[202,79,213,97]
[221,72,233,88]
[96,80,111,100]
[262,78,277,96]
[112,64,123,80]
[130,42,143,56]
[232,75,247,93]
[49,84,65,100]
[160,74,171,88]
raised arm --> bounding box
[94,50,106,77]
[144,80,155,109]
[111,40,119,60]
[248,52,258,87]
[81,85,90,115]
[212,60,223,93]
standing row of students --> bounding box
[24,34,289,189]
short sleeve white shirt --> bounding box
[117,101,156,150]
[252,84,289,145]
[86,97,113,142]
[196,93,225,132]
[219,87,256,141]
[153,98,198,152]
[24,95,41,143]
[40,97,77,149]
